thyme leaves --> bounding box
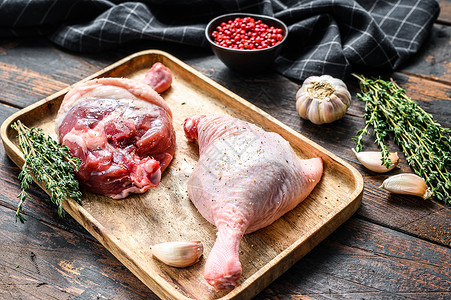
[11,121,82,222]
[353,74,450,203]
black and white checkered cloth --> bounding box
[0,0,440,81]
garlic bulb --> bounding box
[380,173,433,199]
[352,149,399,173]
[151,241,203,268]
[296,75,351,125]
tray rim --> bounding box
[0,49,364,300]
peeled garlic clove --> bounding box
[379,173,433,199]
[151,241,203,268]
[352,149,399,173]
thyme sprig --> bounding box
[11,121,82,223]
[353,74,450,203]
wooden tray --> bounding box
[1,50,363,299]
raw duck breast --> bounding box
[56,74,175,199]
[184,115,323,290]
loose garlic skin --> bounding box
[352,149,399,173]
[380,173,433,199]
[151,241,203,268]
[296,75,351,125]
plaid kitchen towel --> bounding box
[0,0,440,81]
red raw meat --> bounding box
[56,76,175,199]
[184,115,323,290]
[142,62,172,93]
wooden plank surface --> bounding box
[257,218,451,299]
[401,24,451,84]
[1,41,449,247]
[438,0,451,24]
[0,1,450,298]
[1,50,363,299]
[0,203,153,299]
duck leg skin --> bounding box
[184,115,323,290]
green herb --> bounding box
[353,74,450,203]
[11,121,82,223]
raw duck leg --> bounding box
[184,115,323,290]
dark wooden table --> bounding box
[1,2,450,299]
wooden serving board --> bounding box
[1,50,363,300]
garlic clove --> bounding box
[306,98,321,125]
[151,241,203,268]
[379,173,433,199]
[352,149,399,173]
[319,98,335,124]
[295,94,312,120]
